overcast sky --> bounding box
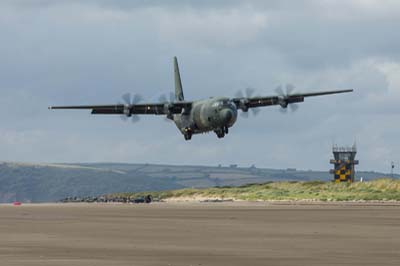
[1,0,400,172]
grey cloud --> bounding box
[0,1,399,172]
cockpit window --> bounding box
[212,99,232,108]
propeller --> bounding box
[119,93,143,123]
[157,92,175,122]
[235,87,261,118]
[275,84,299,113]
[158,92,175,103]
[235,87,255,99]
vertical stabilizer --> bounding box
[174,56,184,101]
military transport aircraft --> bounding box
[49,57,353,140]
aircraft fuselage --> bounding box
[173,97,238,140]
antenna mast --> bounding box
[391,162,395,178]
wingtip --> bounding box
[341,89,353,93]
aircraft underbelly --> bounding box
[174,99,237,136]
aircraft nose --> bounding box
[220,108,236,125]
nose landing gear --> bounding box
[224,126,229,134]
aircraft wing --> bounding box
[232,89,353,110]
[48,102,192,115]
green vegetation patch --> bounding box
[112,178,400,201]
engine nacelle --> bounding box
[238,99,250,112]
[123,105,131,116]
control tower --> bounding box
[330,144,359,183]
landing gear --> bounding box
[216,131,225,138]
[184,133,192,140]
[224,126,229,134]
[214,127,229,139]
[183,128,192,141]
[215,128,225,138]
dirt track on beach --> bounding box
[0,202,399,266]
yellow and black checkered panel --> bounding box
[334,164,352,183]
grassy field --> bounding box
[114,178,400,201]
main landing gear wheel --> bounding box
[184,133,192,141]
[183,128,192,141]
[215,129,225,139]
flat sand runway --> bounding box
[0,202,399,266]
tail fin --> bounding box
[174,56,184,101]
